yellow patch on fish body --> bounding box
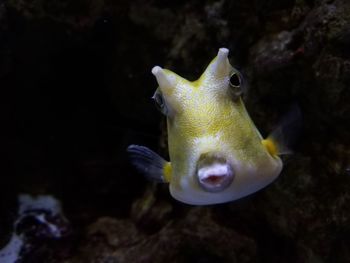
[150,48,282,205]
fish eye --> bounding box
[229,72,241,87]
[152,90,168,115]
[229,70,244,100]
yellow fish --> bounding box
[128,48,300,205]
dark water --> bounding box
[0,0,349,262]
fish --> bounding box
[127,47,300,205]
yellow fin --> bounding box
[163,162,172,183]
[264,104,302,156]
[262,139,278,157]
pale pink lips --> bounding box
[197,163,234,192]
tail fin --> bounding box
[263,104,302,156]
[127,145,170,183]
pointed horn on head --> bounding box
[211,48,230,77]
[152,66,176,90]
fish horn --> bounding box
[152,66,176,90]
[211,48,231,78]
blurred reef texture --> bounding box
[0,0,350,262]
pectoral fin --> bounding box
[262,104,302,156]
[127,145,172,183]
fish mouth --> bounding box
[196,153,234,193]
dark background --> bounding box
[0,0,350,262]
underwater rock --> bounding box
[7,0,105,28]
[64,208,256,263]
[0,195,71,263]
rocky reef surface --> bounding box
[0,0,349,262]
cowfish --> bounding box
[127,48,300,205]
